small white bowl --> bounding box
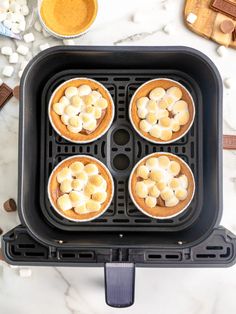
[48,155,114,222]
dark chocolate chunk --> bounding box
[223,135,236,150]
[3,198,17,212]
[0,83,13,110]
[211,0,236,20]
[220,19,234,33]
[13,85,20,100]
[232,27,236,41]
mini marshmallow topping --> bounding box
[134,156,189,208]
[52,84,108,135]
[55,161,108,215]
[136,85,190,141]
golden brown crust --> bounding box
[49,79,114,142]
[130,79,195,143]
[130,153,195,218]
[49,156,113,221]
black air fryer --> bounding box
[2,46,236,308]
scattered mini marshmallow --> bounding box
[21,5,29,16]
[131,12,144,24]
[42,28,50,37]
[18,70,23,78]
[2,65,14,77]
[19,268,32,277]
[3,18,12,29]
[9,52,19,64]
[0,12,7,22]
[39,43,50,51]
[11,22,21,34]
[34,20,42,32]
[224,77,235,89]
[163,24,172,34]
[216,45,227,57]
[17,44,29,56]
[63,39,75,45]
[1,46,13,56]
[1,0,9,11]
[18,19,26,31]
[17,0,27,5]
[23,32,35,43]
[9,265,19,269]
[186,12,197,24]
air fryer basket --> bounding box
[2,47,236,308]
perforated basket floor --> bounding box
[40,69,202,232]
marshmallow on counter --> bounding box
[39,43,50,51]
[16,44,29,56]
[19,268,32,277]
[186,12,197,24]
[34,20,42,32]
[23,32,35,43]
[1,46,13,56]
[1,0,9,10]
[21,5,29,16]
[216,45,227,57]
[224,77,235,89]
[63,39,75,45]
[131,12,145,24]
[9,52,19,64]
[163,24,172,34]
[0,12,7,22]
[2,65,14,77]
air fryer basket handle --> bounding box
[104,263,135,307]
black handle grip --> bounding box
[104,263,135,307]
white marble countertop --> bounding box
[0,0,236,313]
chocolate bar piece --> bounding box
[220,19,235,33]
[223,135,236,149]
[3,198,17,212]
[211,0,236,20]
[0,83,13,110]
[13,85,20,100]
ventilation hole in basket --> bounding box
[25,251,45,257]
[191,163,194,172]
[137,141,142,158]
[196,254,216,258]
[112,147,118,152]
[152,146,157,152]
[114,77,130,81]
[72,146,76,153]
[61,252,76,258]
[113,154,130,170]
[119,86,125,90]
[125,148,131,152]
[49,126,53,136]
[191,127,194,136]
[113,219,129,223]
[57,146,61,153]
[113,129,130,145]
[94,144,98,154]
[145,145,149,155]
[119,93,125,97]
[182,147,185,153]
[118,195,124,199]
[135,77,151,82]
[147,253,162,260]
[118,203,124,206]
[160,147,164,152]
[165,254,180,259]
[100,142,106,158]
[118,180,124,184]
[118,210,124,214]
[48,162,53,173]
[118,100,124,104]
[49,141,52,157]
[119,108,125,111]
[118,188,124,192]
[134,218,151,223]
[118,115,125,119]
[220,247,231,258]
[58,157,62,162]
[191,142,194,158]
[167,147,171,152]
[78,252,94,259]
[206,246,223,250]
[87,146,90,153]
[65,146,68,153]
[17,244,36,249]
[95,77,108,81]
[79,146,83,153]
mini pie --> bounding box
[49,78,114,143]
[129,78,195,143]
[129,153,195,219]
[48,155,114,222]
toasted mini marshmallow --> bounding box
[65,86,78,99]
[94,107,102,119]
[149,87,165,101]
[53,102,66,115]
[57,167,72,183]
[74,203,88,214]
[179,175,188,189]
[165,196,179,207]
[149,185,160,198]
[76,171,88,185]
[59,96,70,106]
[86,200,101,212]
[159,95,175,109]
[161,187,174,201]
[147,100,158,112]
[84,94,96,106]
[69,162,84,176]
[80,112,91,124]
[68,116,82,130]
[95,98,108,109]
[70,95,83,109]
[83,119,97,132]
[146,112,158,125]
[158,156,170,169]
[137,97,149,109]
[156,181,166,191]
[150,169,164,182]
[135,181,148,198]
[71,179,83,191]
[169,178,180,190]
[89,175,104,187]
[169,161,181,176]
[172,100,188,114]
[61,114,70,125]
[139,120,152,133]
[67,125,82,133]
[149,125,161,138]
[85,105,95,115]
[60,179,72,193]
[57,194,72,211]
[84,163,99,176]
[171,120,180,132]
[77,84,92,96]
[69,191,85,207]
[159,117,171,128]
[137,165,149,179]
[156,109,169,119]
[91,90,102,102]
[175,188,188,201]
[160,129,172,141]
[145,196,157,208]
[100,179,107,191]
[92,191,107,203]
[84,183,97,196]
[174,111,190,126]
[146,157,159,169]
[143,179,156,188]
[138,107,148,119]
[167,86,182,101]
[64,105,80,117]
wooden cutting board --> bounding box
[184,0,236,49]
